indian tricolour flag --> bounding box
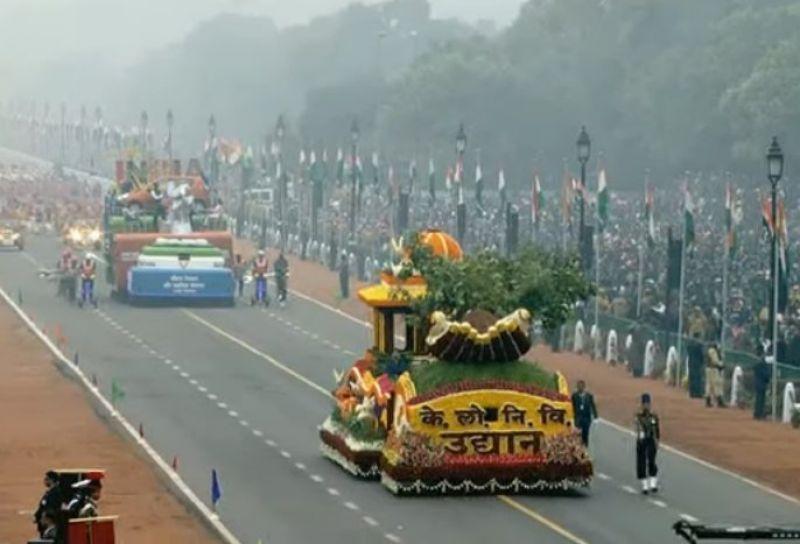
[684,186,695,247]
[597,168,609,231]
[645,183,656,248]
[532,173,543,228]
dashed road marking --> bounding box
[597,472,611,481]
[265,439,277,447]
[239,420,249,427]
[497,496,589,544]
[362,516,378,527]
[385,534,402,543]
[228,410,239,417]
[207,393,218,400]
[649,499,668,508]
[344,501,359,511]
[189,379,198,385]
[217,402,228,409]
[280,450,292,459]
[621,485,638,494]
[680,513,699,523]
[310,474,324,483]
[252,429,263,437]
[294,462,306,471]
[198,386,208,393]
[180,371,189,378]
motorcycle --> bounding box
[250,273,270,307]
[78,274,98,308]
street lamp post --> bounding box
[576,126,591,258]
[455,123,467,244]
[275,114,286,246]
[348,118,360,241]
[767,136,784,421]
[166,109,174,162]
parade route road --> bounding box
[2,231,800,543]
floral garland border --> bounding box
[320,441,381,479]
[381,472,591,496]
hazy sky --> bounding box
[0,0,524,57]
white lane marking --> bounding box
[252,429,263,437]
[362,516,378,527]
[327,488,340,496]
[343,350,357,356]
[280,450,291,459]
[239,420,249,427]
[217,402,228,409]
[294,462,306,471]
[198,386,208,393]
[385,534,402,543]
[183,310,331,398]
[164,359,172,365]
[21,251,40,267]
[189,379,198,386]
[265,439,277,447]
[344,501,359,511]
[331,343,342,351]
[228,410,239,417]
[598,417,800,507]
[310,474,324,483]
[207,393,218,400]
[596,472,611,481]
[621,485,637,494]
[649,499,668,508]
[172,365,181,371]
[310,333,319,340]
[680,514,699,523]
[180,372,189,378]
[285,285,370,327]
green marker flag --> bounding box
[111,379,125,405]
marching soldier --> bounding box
[635,393,660,494]
[571,380,598,446]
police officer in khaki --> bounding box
[705,342,725,407]
[635,393,660,494]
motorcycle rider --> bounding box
[274,251,289,306]
[252,250,269,305]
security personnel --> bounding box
[571,380,598,446]
[33,470,61,538]
[635,393,660,494]
[252,250,269,304]
[274,251,289,305]
[705,342,725,407]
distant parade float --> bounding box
[319,230,593,495]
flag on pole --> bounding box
[683,186,695,247]
[777,197,788,273]
[597,168,609,231]
[724,182,740,255]
[111,379,125,405]
[474,163,484,205]
[498,169,507,207]
[335,148,344,185]
[211,469,222,509]
[408,159,417,194]
[645,183,656,248]
[561,172,574,228]
[428,157,436,202]
[761,193,774,237]
[532,173,543,229]
[372,152,379,185]
[445,166,453,191]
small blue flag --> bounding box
[211,469,222,507]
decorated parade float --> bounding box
[320,230,594,495]
[105,159,234,304]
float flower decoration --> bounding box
[319,230,594,495]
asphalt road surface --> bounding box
[1,147,798,543]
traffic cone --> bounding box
[138,423,144,438]
[171,455,179,472]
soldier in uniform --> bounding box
[635,393,660,494]
[571,380,598,446]
[705,342,725,407]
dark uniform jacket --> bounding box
[635,409,660,442]
[571,391,598,424]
